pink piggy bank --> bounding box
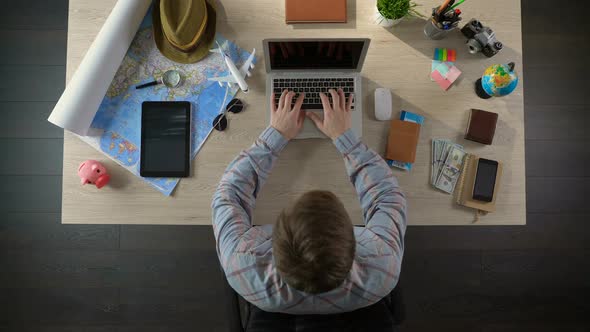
[78,160,110,189]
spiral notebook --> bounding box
[455,154,503,213]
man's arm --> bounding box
[211,127,288,266]
[307,89,406,250]
[212,90,306,270]
[334,129,407,249]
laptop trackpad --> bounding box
[295,115,327,139]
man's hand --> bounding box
[307,88,353,140]
[271,90,306,140]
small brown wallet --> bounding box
[285,0,347,24]
[386,120,421,163]
[465,109,498,145]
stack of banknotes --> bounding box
[431,139,466,194]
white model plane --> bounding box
[209,41,256,93]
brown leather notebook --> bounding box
[285,0,347,24]
[455,154,503,213]
[386,120,421,163]
[465,109,498,145]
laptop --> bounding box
[263,38,371,139]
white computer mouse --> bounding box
[375,88,393,121]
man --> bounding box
[212,88,407,314]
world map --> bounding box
[82,8,253,196]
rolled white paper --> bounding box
[48,0,152,135]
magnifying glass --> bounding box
[135,70,182,89]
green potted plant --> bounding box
[375,0,422,27]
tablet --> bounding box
[140,101,191,178]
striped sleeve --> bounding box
[211,126,288,268]
[333,129,407,254]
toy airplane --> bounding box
[209,41,256,93]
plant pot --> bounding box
[374,11,403,27]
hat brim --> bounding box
[153,0,217,64]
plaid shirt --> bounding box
[212,127,407,314]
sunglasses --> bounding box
[212,98,245,131]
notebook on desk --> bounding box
[285,0,347,23]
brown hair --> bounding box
[273,190,355,294]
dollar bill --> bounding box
[446,146,466,172]
[434,139,445,183]
[435,172,455,193]
[434,146,466,194]
[431,139,436,184]
[431,139,462,186]
[440,141,454,167]
[432,139,440,185]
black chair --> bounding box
[222,269,405,332]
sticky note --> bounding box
[431,60,454,81]
[434,62,451,78]
[448,49,456,61]
[433,48,457,62]
[431,63,462,91]
[445,65,462,82]
[431,70,452,90]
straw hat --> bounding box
[153,0,217,64]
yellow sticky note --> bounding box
[442,49,447,61]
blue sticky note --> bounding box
[434,62,451,78]
[431,60,454,81]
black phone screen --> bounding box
[473,158,498,202]
[140,101,191,178]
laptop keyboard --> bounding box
[273,77,355,110]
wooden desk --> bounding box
[62,0,525,225]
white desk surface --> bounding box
[62,0,525,226]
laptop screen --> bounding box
[267,40,367,71]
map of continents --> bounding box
[83,10,253,196]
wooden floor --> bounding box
[1,0,588,331]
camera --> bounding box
[460,19,503,58]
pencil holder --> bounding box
[424,18,455,40]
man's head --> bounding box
[273,190,355,294]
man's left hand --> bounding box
[270,90,306,140]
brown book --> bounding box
[386,120,421,163]
[465,109,498,145]
[455,154,503,213]
[285,0,347,24]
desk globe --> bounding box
[475,62,519,99]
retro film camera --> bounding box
[461,19,503,58]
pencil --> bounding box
[437,0,453,15]
[451,0,466,9]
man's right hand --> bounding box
[306,88,354,140]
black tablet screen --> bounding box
[140,101,190,178]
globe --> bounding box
[475,62,519,99]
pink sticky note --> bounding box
[431,65,462,91]
[431,70,452,90]
[446,65,462,83]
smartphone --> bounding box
[472,158,498,202]
[140,101,191,178]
